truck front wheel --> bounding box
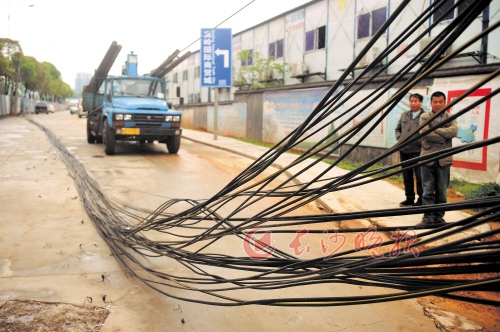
[166,135,181,154]
[103,121,116,155]
[87,117,95,143]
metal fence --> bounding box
[0,95,9,116]
[23,98,35,114]
[0,96,64,116]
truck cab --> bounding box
[86,53,182,155]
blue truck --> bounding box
[84,43,182,155]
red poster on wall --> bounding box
[448,88,491,171]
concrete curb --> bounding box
[182,134,334,212]
[181,129,479,233]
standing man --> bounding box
[395,93,425,207]
[417,91,458,228]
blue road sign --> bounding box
[200,28,232,88]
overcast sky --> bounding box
[1,0,309,89]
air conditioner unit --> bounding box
[292,61,308,77]
[419,36,451,60]
[358,47,379,67]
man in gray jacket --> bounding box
[416,91,458,228]
[395,93,425,207]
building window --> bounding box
[241,49,253,66]
[194,66,200,78]
[433,0,472,22]
[188,93,201,103]
[173,73,178,83]
[357,8,387,39]
[277,39,284,58]
[268,39,284,59]
[182,70,188,81]
[372,8,387,35]
[305,30,315,51]
[305,26,326,52]
[458,0,473,15]
[269,42,276,58]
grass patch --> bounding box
[449,178,500,200]
[232,137,497,211]
[449,178,480,198]
[234,137,276,149]
[321,158,404,182]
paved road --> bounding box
[0,112,441,331]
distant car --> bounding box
[77,98,87,118]
[35,101,49,114]
[47,103,55,113]
[69,101,78,114]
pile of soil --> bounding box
[0,300,109,331]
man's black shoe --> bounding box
[414,200,422,206]
[416,217,434,228]
[399,200,414,207]
[434,217,446,225]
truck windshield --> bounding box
[112,79,165,99]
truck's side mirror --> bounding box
[176,86,180,97]
[167,102,173,109]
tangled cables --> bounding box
[31,0,500,307]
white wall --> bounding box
[326,0,356,80]
[284,8,306,85]
[303,0,328,79]
[168,0,500,103]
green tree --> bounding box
[42,61,61,80]
[38,61,72,98]
[20,56,38,91]
[1,39,72,99]
[233,51,289,89]
[0,51,13,80]
[0,39,23,91]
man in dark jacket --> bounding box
[395,93,425,207]
[416,91,458,228]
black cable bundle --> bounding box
[31,0,500,306]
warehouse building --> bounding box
[165,0,500,183]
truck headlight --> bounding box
[165,115,173,121]
[115,114,124,120]
[173,115,180,122]
[124,114,132,121]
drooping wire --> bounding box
[28,0,500,307]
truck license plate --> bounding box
[121,128,140,135]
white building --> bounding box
[165,0,499,104]
[75,72,92,91]
[166,0,500,183]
